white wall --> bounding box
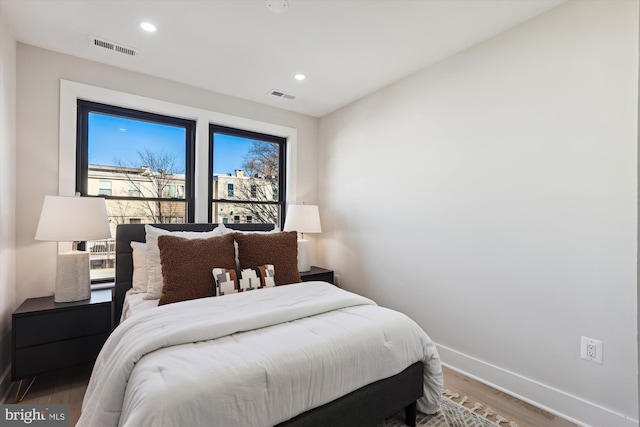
[15,44,319,303]
[0,9,16,400]
[318,1,638,426]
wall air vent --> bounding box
[269,89,296,100]
[89,37,138,57]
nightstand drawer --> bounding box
[14,304,111,348]
[13,333,109,379]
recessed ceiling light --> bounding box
[294,74,306,81]
[266,0,289,14]
[140,22,157,33]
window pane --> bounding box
[211,202,279,226]
[210,126,285,228]
[79,102,195,282]
[162,184,178,198]
[128,182,141,197]
[86,112,186,199]
[88,239,115,281]
[98,180,112,196]
[212,134,279,202]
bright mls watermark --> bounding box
[0,405,68,426]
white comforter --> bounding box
[78,282,442,427]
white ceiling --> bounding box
[0,0,566,117]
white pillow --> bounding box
[144,225,226,299]
[215,222,233,235]
[130,241,149,294]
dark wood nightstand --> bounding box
[300,266,334,285]
[11,289,113,382]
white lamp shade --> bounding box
[36,195,111,242]
[283,205,322,234]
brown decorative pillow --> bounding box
[157,234,236,305]
[233,231,301,285]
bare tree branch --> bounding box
[233,141,279,224]
[112,148,184,223]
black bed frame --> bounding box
[114,223,424,427]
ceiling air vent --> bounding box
[269,89,296,100]
[89,37,138,57]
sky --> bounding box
[88,113,255,174]
[212,134,256,175]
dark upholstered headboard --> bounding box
[114,223,275,324]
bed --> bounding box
[78,223,443,427]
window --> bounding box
[77,100,195,280]
[210,125,286,228]
[128,182,141,197]
[98,180,112,196]
[162,184,181,198]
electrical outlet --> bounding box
[334,274,341,287]
[580,336,603,364]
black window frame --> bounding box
[76,100,196,223]
[209,124,287,229]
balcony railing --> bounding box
[88,239,116,259]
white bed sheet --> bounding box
[120,289,159,323]
[80,282,443,427]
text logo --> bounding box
[0,405,68,427]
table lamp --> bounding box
[35,194,111,302]
[283,204,322,272]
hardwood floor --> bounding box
[7,364,92,426]
[442,366,577,427]
[6,364,577,427]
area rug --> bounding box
[378,390,519,427]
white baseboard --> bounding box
[437,344,639,427]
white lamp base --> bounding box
[297,239,311,273]
[55,250,91,303]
